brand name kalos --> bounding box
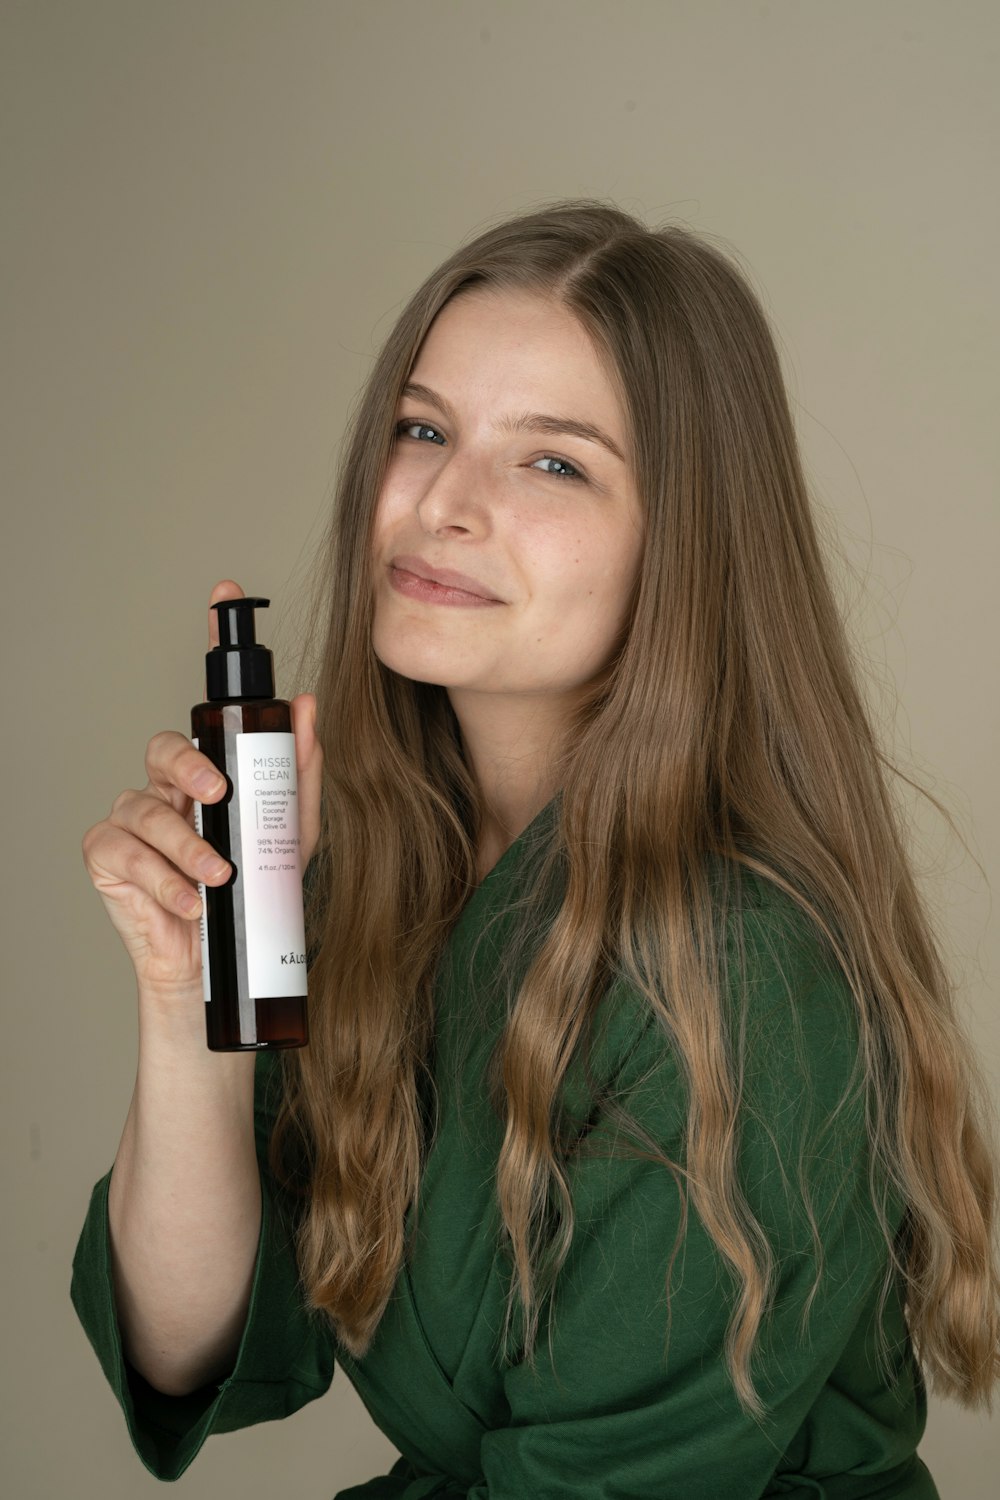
[280,951,306,966]
[253,754,292,781]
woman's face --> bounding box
[370,288,644,711]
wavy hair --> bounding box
[270,197,999,1416]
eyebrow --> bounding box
[400,381,626,464]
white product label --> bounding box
[191,736,212,1005]
[235,731,307,997]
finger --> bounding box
[84,822,203,919]
[207,579,246,649]
[290,693,324,869]
[83,816,230,918]
[105,789,232,887]
[290,693,317,775]
[144,730,229,814]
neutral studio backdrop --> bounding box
[2,2,997,1496]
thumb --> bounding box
[290,693,323,869]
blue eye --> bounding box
[532,454,583,482]
[393,418,586,483]
[395,419,446,446]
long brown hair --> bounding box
[272,197,999,1416]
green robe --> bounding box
[70,797,938,1497]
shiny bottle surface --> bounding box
[190,697,308,1050]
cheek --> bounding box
[375,461,421,520]
[569,544,642,640]
[557,536,637,602]
[371,486,400,541]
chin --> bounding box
[373,606,454,670]
[372,639,457,688]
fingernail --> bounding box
[195,771,227,797]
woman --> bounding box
[73,200,999,1497]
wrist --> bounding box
[136,984,254,1078]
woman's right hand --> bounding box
[81,578,324,1003]
[81,724,232,999]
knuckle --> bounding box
[81,822,103,864]
[121,840,149,886]
[110,788,136,819]
[146,728,174,755]
[133,797,165,841]
[145,729,183,773]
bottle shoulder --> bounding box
[192,696,289,708]
[191,699,292,730]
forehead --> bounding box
[410,288,626,436]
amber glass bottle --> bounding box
[190,597,308,1050]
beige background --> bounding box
[2,2,997,1496]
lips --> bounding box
[389,554,504,602]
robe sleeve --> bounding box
[335,894,934,1500]
[69,1047,335,1482]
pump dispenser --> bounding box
[191,597,308,1050]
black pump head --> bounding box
[206,597,275,701]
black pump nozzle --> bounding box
[206,597,275,701]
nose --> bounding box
[415,452,493,539]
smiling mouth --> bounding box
[388,565,505,608]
